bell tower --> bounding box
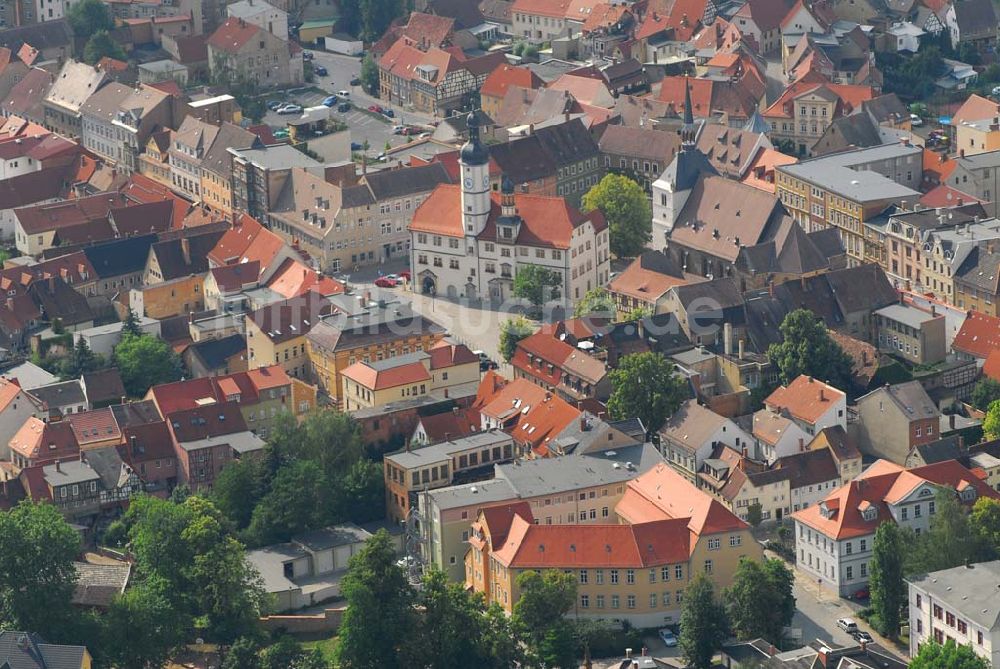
[459,112,491,238]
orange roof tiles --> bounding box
[953,311,1000,359]
[741,147,798,193]
[8,417,79,463]
[208,214,286,278]
[764,375,845,425]
[617,462,750,538]
[342,359,431,390]
[952,94,999,125]
[919,184,982,208]
[608,256,700,302]
[147,364,291,415]
[245,365,291,391]
[763,79,873,119]
[511,0,602,19]
[207,17,262,53]
[0,377,24,412]
[265,258,346,299]
[492,514,692,568]
[477,376,580,455]
[480,64,544,100]
[922,148,957,186]
[581,2,630,31]
[983,349,1000,382]
[428,341,478,369]
[66,408,122,446]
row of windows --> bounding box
[580,591,683,609]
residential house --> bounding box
[165,403,265,490]
[199,122,256,216]
[723,639,906,668]
[7,417,78,473]
[765,374,847,438]
[598,125,678,193]
[206,17,303,88]
[731,0,793,53]
[658,399,753,481]
[874,303,947,364]
[42,60,107,139]
[306,296,447,403]
[226,0,287,39]
[183,334,248,378]
[854,381,941,464]
[948,150,1000,217]
[0,631,92,668]
[907,561,1000,666]
[80,82,173,173]
[228,140,323,222]
[245,291,334,379]
[479,63,544,119]
[763,78,874,156]
[792,458,999,597]
[169,115,218,200]
[945,0,998,50]
[953,239,1000,316]
[659,278,747,348]
[511,331,609,403]
[952,310,1000,361]
[511,0,604,42]
[1,66,54,126]
[137,130,173,188]
[341,342,480,411]
[607,250,704,318]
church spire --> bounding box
[681,77,697,151]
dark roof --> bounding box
[82,368,126,405]
[362,163,451,200]
[818,113,883,153]
[0,165,69,210]
[109,200,174,237]
[914,435,966,464]
[533,118,600,165]
[743,291,790,353]
[673,277,745,311]
[28,277,93,326]
[953,0,998,33]
[601,58,647,88]
[28,378,86,408]
[0,20,73,52]
[862,93,907,125]
[661,144,719,193]
[186,334,247,371]
[72,561,130,608]
[110,399,163,428]
[0,630,88,669]
[121,421,175,463]
[247,292,334,344]
[166,402,248,442]
[489,135,557,183]
[426,0,486,28]
[807,227,844,258]
[825,264,898,315]
[954,242,1000,294]
[201,123,256,179]
[82,234,156,279]
[150,230,225,280]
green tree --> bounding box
[970,497,1000,559]
[499,316,533,362]
[538,619,577,668]
[102,577,189,669]
[910,487,983,574]
[513,264,560,311]
[67,0,113,38]
[212,456,268,531]
[336,530,414,669]
[245,460,332,546]
[971,378,1000,411]
[621,305,652,322]
[745,501,763,528]
[607,351,688,432]
[334,459,385,523]
[338,0,360,34]
[114,333,182,396]
[725,558,794,645]
[481,603,525,668]
[679,571,727,669]
[0,502,80,639]
[61,337,103,379]
[573,287,615,318]
[83,30,127,65]
[870,522,905,638]
[767,309,854,389]
[358,0,404,42]
[985,399,1000,441]
[222,637,261,669]
[909,639,990,669]
[581,173,652,258]
[360,55,379,96]
[511,569,576,662]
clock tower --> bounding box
[459,111,490,238]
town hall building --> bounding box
[408,113,611,306]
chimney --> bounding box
[950,413,956,430]
[5,297,11,309]
[55,459,61,472]
[130,434,137,453]
[820,387,826,401]
[724,322,733,356]
[580,415,590,431]
[738,339,745,360]
[181,237,191,266]
[188,311,194,324]
[957,197,964,206]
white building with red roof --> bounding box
[408,113,610,306]
[207,17,303,88]
[793,459,1000,598]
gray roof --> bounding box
[907,560,1000,630]
[293,522,372,551]
[659,399,729,452]
[229,142,323,170]
[956,149,1000,170]
[657,143,719,193]
[494,442,662,498]
[386,430,512,469]
[874,303,939,328]
[362,162,451,200]
[913,435,964,464]
[1,360,58,389]
[82,445,131,490]
[952,0,998,33]
[0,631,88,669]
[424,476,517,510]
[177,431,266,454]
[227,0,286,18]
[778,143,922,202]
[29,379,86,408]
[43,460,100,487]
[860,380,939,419]
[246,543,307,592]
[72,561,130,607]
[44,61,106,114]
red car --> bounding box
[368,104,384,114]
[374,277,397,288]
[852,588,870,601]
[399,270,411,281]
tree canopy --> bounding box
[767,309,854,390]
[360,55,379,95]
[114,332,183,397]
[869,521,906,638]
[581,173,652,258]
[724,558,795,645]
[499,316,533,362]
[573,286,616,319]
[512,569,577,668]
[680,571,727,669]
[970,378,1000,411]
[607,351,688,432]
[513,264,561,310]
[985,399,1000,441]
[83,30,127,65]
[909,639,990,669]
[67,0,113,38]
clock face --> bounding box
[482,175,490,188]
[464,177,473,188]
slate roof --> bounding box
[186,334,247,371]
[362,163,451,200]
[0,20,73,53]
[0,630,88,669]
[150,230,225,280]
[72,561,130,608]
[83,235,156,279]
[952,0,998,34]
[27,278,93,327]
[82,368,126,406]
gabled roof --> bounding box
[15,191,129,235]
[208,214,286,278]
[477,376,580,455]
[0,630,88,669]
[185,334,247,372]
[766,375,845,424]
[659,399,731,452]
[8,417,78,462]
[734,0,793,31]
[2,67,53,119]
[149,229,225,280]
[207,17,263,53]
[481,63,545,100]
[246,291,333,343]
[44,61,106,114]
[608,250,699,302]
[82,234,156,279]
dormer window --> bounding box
[861,506,877,522]
[959,484,976,502]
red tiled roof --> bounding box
[342,359,431,390]
[792,459,999,539]
[581,2,630,32]
[166,403,249,442]
[265,258,346,299]
[66,407,122,446]
[210,261,259,292]
[207,17,261,53]
[478,376,580,454]
[8,417,79,463]
[148,364,292,416]
[617,462,750,538]
[121,421,175,464]
[983,349,1000,382]
[657,74,760,119]
[427,341,478,369]
[662,0,706,40]
[765,375,845,425]
[492,514,692,568]
[763,78,873,119]
[417,407,481,443]
[919,184,982,208]
[953,94,999,125]
[480,64,544,100]
[953,311,1000,358]
[410,185,606,248]
[15,191,130,235]
[208,214,286,277]
[146,80,183,97]
[511,0,602,19]
[734,0,793,30]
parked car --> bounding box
[853,631,873,644]
[399,270,410,281]
[992,84,1000,97]
[338,89,351,97]
[337,102,352,113]
[401,126,422,136]
[350,142,363,151]
[273,128,290,139]
[852,588,870,601]
[374,277,397,288]
[313,65,328,76]
[368,104,384,113]
[383,109,395,118]
[322,95,339,107]
[392,124,405,134]
[837,618,858,634]
[419,132,431,139]
[350,77,361,86]
[909,113,924,127]
[302,51,314,60]
[267,100,284,111]
[276,103,303,115]
[658,629,678,647]
[473,350,498,372]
